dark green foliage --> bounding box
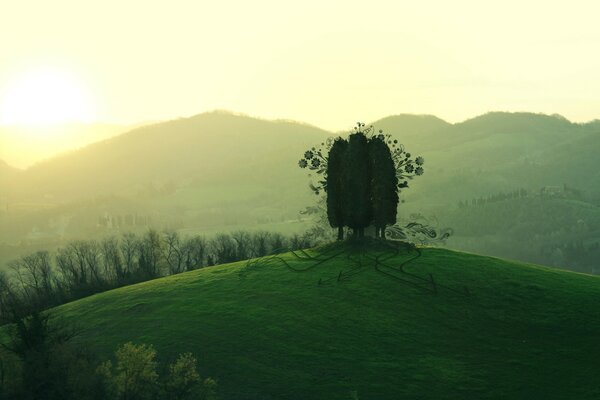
[369,136,398,237]
[343,132,372,236]
[98,343,218,400]
[444,193,600,274]
[1,312,104,400]
[299,122,424,237]
[326,138,348,240]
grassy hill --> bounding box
[48,241,600,399]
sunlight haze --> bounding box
[3,3,600,396]
[1,0,600,155]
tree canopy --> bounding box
[299,122,424,239]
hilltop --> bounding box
[0,159,20,187]
[47,242,600,399]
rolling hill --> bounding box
[0,159,20,189]
[4,111,330,201]
[0,123,130,169]
[0,112,332,247]
[47,242,600,399]
[2,110,600,274]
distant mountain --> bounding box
[8,111,329,201]
[367,114,451,151]
[0,159,20,188]
[0,123,131,168]
[386,112,600,207]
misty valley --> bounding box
[2,111,599,275]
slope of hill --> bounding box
[393,112,600,215]
[0,159,20,187]
[49,242,600,399]
[9,111,330,201]
[0,123,130,168]
[356,114,451,151]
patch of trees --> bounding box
[457,188,528,209]
[299,123,424,239]
[0,312,217,400]
[0,230,315,325]
[443,195,600,274]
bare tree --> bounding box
[69,240,103,287]
[251,231,271,258]
[231,230,252,260]
[182,236,207,271]
[56,246,80,292]
[121,232,138,277]
[8,251,54,305]
[269,233,287,254]
[138,229,163,278]
[163,231,185,275]
[210,234,237,264]
[101,237,125,284]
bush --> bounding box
[98,342,159,400]
[99,343,218,400]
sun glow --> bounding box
[0,66,95,126]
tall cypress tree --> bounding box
[343,131,371,237]
[369,136,399,238]
[326,138,348,240]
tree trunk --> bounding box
[337,226,344,241]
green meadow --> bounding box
[46,241,600,399]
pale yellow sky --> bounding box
[1,0,600,132]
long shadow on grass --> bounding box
[239,240,470,298]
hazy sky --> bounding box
[1,0,600,131]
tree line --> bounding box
[0,229,315,325]
[457,188,528,209]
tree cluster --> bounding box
[0,312,217,400]
[299,123,424,239]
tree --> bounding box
[98,343,218,400]
[2,312,102,400]
[182,236,207,271]
[137,230,162,279]
[98,342,159,400]
[101,237,125,285]
[299,121,425,239]
[163,231,185,275]
[251,231,271,257]
[369,135,398,238]
[343,129,372,237]
[325,138,348,240]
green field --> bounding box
[49,241,600,399]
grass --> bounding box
[47,241,600,399]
